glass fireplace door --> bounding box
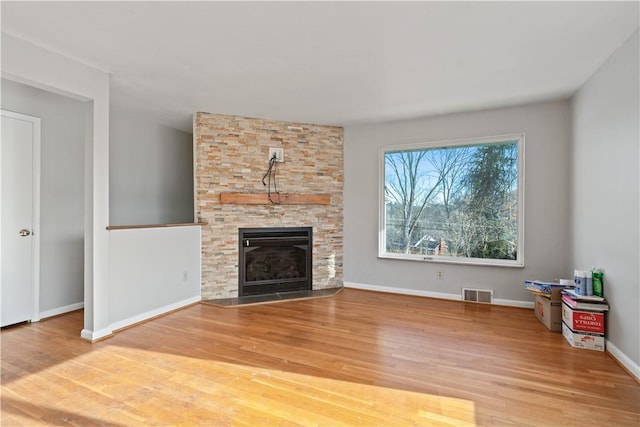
[239,227,312,296]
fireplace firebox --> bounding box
[238,227,312,296]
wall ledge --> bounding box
[106,222,207,231]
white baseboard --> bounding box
[81,327,113,342]
[493,298,535,309]
[344,281,459,301]
[40,302,84,320]
[606,340,640,381]
[109,295,201,333]
[343,281,534,308]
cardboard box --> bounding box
[562,302,605,334]
[546,287,564,302]
[534,295,562,332]
[562,322,605,352]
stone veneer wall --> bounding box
[194,112,344,300]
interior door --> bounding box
[1,110,40,327]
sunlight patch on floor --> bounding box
[3,344,477,426]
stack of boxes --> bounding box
[561,289,608,352]
[559,269,608,351]
[525,271,609,351]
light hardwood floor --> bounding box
[1,288,638,426]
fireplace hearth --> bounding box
[238,227,312,297]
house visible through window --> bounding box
[380,134,524,267]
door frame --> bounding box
[1,109,41,322]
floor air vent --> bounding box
[462,288,493,304]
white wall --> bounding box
[344,100,572,304]
[1,79,85,316]
[571,29,639,376]
[2,35,200,341]
[110,109,194,226]
[108,226,201,329]
[2,33,111,341]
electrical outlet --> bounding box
[436,271,444,280]
[269,147,284,162]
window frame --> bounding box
[378,133,525,268]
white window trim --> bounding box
[378,133,525,268]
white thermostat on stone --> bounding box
[269,147,284,162]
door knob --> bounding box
[19,229,31,237]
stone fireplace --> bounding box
[194,112,343,300]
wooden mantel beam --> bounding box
[220,193,330,205]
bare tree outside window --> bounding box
[381,134,524,267]
[384,150,442,253]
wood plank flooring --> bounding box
[1,288,638,426]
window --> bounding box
[380,134,524,267]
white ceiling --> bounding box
[2,1,638,133]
